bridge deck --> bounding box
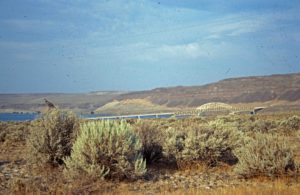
[87,112,176,120]
[86,106,261,120]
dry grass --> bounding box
[159,183,300,195]
[83,179,300,195]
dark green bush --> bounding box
[27,109,79,167]
[133,120,164,164]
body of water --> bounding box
[0,113,184,121]
[0,113,39,122]
[0,113,111,122]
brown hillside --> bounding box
[1,73,300,113]
[117,73,300,107]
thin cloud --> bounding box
[2,19,56,32]
[1,0,300,92]
[108,42,211,62]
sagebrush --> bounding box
[163,119,244,167]
[133,120,164,164]
[27,109,79,167]
[0,121,31,143]
[234,133,296,178]
[246,120,277,133]
[280,115,300,133]
[64,120,146,180]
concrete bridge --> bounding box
[175,102,265,115]
[87,112,175,120]
[87,102,265,120]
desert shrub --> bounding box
[163,127,186,166]
[64,120,146,180]
[234,133,296,178]
[27,109,79,167]
[163,119,244,167]
[280,115,300,132]
[208,117,240,129]
[0,122,31,143]
[297,131,300,151]
[125,118,137,125]
[0,122,8,142]
[245,120,277,133]
[10,122,32,142]
[133,120,164,164]
[213,115,242,124]
[183,116,209,124]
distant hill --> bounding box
[0,92,124,113]
[116,73,300,107]
[95,99,175,115]
[1,73,300,114]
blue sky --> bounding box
[0,0,300,93]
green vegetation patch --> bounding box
[234,133,296,178]
[163,118,244,167]
[64,120,146,180]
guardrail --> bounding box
[87,105,265,120]
[87,112,175,120]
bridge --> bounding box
[87,112,175,120]
[175,102,266,116]
[87,102,266,120]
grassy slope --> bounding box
[95,99,177,115]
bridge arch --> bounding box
[196,102,233,112]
